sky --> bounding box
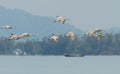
[0,0,120,31]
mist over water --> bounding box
[0,56,120,74]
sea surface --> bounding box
[0,55,120,74]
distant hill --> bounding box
[0,6,83,39]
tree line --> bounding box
[0,33,120,55]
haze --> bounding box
[0,0,120,31]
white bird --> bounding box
[86,28,104,38]
[54,16,70,24]
[86,30,96,38]
[94,28,103,33]
[20,33,32,37]
[49,34,59,42]
[8,34,22,40]
[2,25,13,29]
[65,32,76,40]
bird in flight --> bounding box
[49,33,59,42]
[8,34,22,40]
[65,32,76,40]
[2,25,13,29]
[85,28,104,38]
[20,33,32,37]
[54,16,70,24]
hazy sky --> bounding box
[0,0,120,31]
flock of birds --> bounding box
[1,16,104,42]
[1,25,32,40]
[49,16,104,42]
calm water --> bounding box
[0,56,120,74]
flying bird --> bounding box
[2,25,13,29]
[8,34,22,40]
[85,28,104,38]
[54,16,70,24]
[65,32,76,40]
[94,28,103,33]
[85,30,96,38]
[20,33,32,37]
[49,33,59,42]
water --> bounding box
[0,56,120,74]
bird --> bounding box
[85,30,96,38]
[8,34,22,40]
[94,28,103,33]
[20,33,32,37]
[85,28,104,38]
[2,25,13,29]
[49,33,59,42]
[65,32,76,40]
[54,16,70,24]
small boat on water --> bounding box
[64,53,84,57]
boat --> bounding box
[64,53,84,57]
